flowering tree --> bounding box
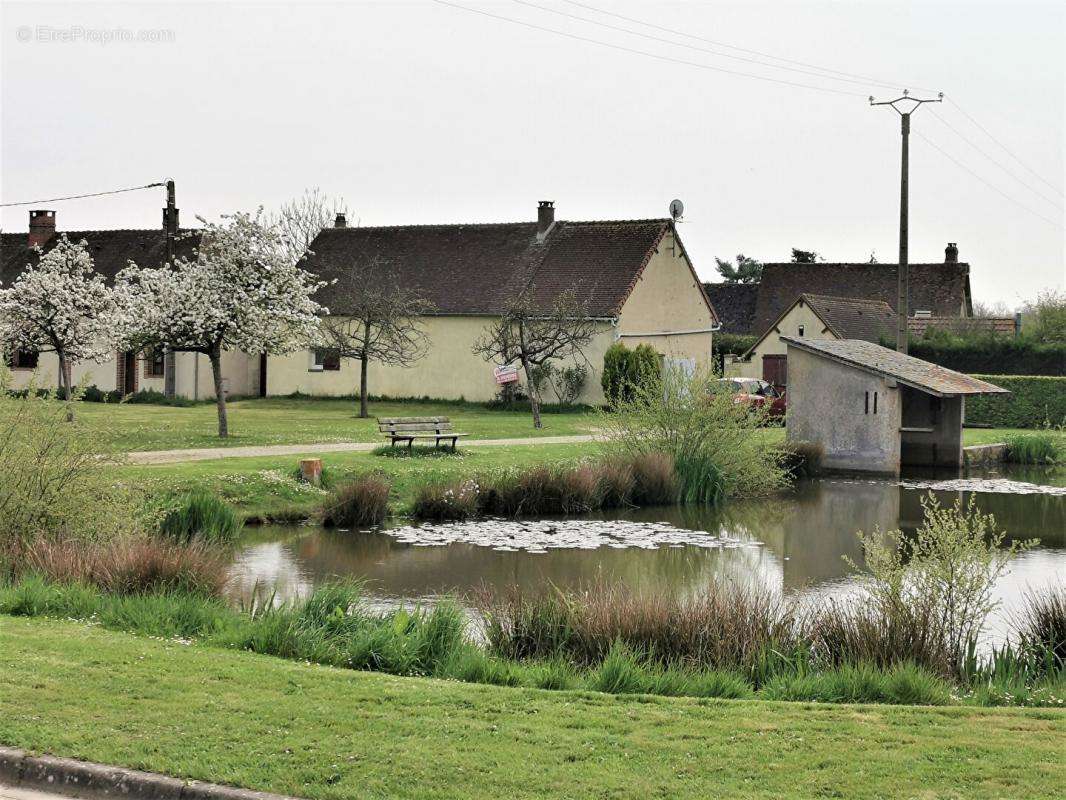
[0,235,116,403]
[116,211,326,438]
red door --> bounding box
[762,355,787,390]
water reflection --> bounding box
[227,467,1066,637]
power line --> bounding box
[915,131,1063,229]
[558,0,937,93]
[431,0,867,97]
[928,108,1063,210]
[946,97,1064,197]
[0,182,166,208]
[509,0,899,92]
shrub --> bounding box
[1003,432,1061,464]
[601,343,660,406]
[159,493,242,544]
[599,365,789,505]
[123,387,197,407]
[552,363,588,405]
[1015,586,1066,672]
[321,475,391,527]
[0,375,147,550]
[848,494,1035,676]
[80,384,122,403]
[965,376,1066,428]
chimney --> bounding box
[334,213,347,229]
[537,200,555,241]
[945,242,959,263]
[28,210,56,248]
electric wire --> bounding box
[0,182,165,208]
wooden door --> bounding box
[762,355,787,390]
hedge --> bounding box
[903,338,1066,376]
[965,375,1066,429]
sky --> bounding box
[1,1,1063,308]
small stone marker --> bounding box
[299,458,323,486]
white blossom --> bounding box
[0,235,117,396]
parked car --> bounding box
[712,377,786,419]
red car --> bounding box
[713,378,787,419]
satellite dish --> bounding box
[669,198,684,221]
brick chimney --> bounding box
[537,200,555,241]
[334,213,347,228]
[28,210,56,248]
[945,242,959,263]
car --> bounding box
[712,377,786,419]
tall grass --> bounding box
[411,453,678,522]
[321,475,391,527]
[159,492,242,545]
[2,574,1062,707]
[1004,433,1060,465]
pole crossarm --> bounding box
[869,90,944,115]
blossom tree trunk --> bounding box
[208,343,228,438]
[359,318,371,419]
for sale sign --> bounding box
[494,364,519,384]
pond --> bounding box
[227,464,1066,645]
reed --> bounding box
[1004,433,1060,465]
[159,492,242,545]
[321,475,391,527]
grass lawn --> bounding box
[73,397,597,452]
[115,442,593,521]
[1,617,1062,800]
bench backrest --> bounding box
[378,416,453,434]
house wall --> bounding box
[615,229,716,369]
[786,346,902,475]
[5,350,123,393]
[733,300,837,380]
[265,316,617,404]
[171,350,257,400]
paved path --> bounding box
[126,434,597,465]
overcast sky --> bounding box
[2,1,1063,307]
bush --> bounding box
[599,365,788,505]
[965,376,1066,428]
[847,494,1035,676]
[159,493,242,544]
[1004,433,1061,464]
[411,479,481,522]
[321,475,391,527]
[0,374,147,550]
[712,333,758,372]
[81,384,122,403]
[601,343,660,406]
[775,441,824,478]
[124,388,198,407]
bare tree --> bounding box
[473,286,597,429]
[317,258,434,418]
[271,188,349,265]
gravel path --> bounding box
[126,434,597,465]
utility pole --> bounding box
[163,179,178,398]
[870,90,942,354]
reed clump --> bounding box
[321,475,391,527]
[159,492,242,545]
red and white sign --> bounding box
[494,365,520,385]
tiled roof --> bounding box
[753,262,972,334]
[303,219,709,319]
[702,283,758,335]
[1,229,201,285]
[780,336,1009,396]
[802,294,897,343]
[908,316,1017,338]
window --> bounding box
[864,391,869,414]
[313,349,341,371]
[873,391,878,414]
[145,348,165,378]
[6,349,39,370]
[797,324,805,337]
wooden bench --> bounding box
[377,416,469,450]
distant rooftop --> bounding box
[780,336,1009,397]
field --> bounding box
[1,616,1062,800]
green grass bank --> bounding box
[1,617,1062,800]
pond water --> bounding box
[227,464,1066,645]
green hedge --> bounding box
[713,334,758,372]
[965,375,1066,428]
[903,338,1066,376]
